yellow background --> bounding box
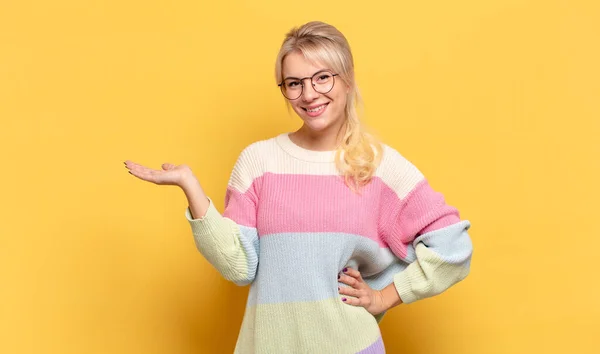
[1,0,598,353]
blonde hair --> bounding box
[275,21,383,193]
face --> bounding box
[281,51,349,135]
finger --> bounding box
[162,163,175,170]
[341,295,362,307]
[338,285,361,298]
[126,162,157,175]
[128,167,157,183]
[124,160,142,168]
[338,274,359,288]
[130,166,166,184]
[126,164,148,175]
[124,161,147,173]
[342,267,364,282]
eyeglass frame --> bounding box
[277,70,340,100]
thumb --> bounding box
[161,163,176,170]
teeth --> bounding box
[307,104,326,113]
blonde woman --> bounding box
[125,21,473,354]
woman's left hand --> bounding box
[338,267,387,316]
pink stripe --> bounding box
[383,179,460,258]
[223,173,460,252]
[256,173,388,246]
[223,187,257,227]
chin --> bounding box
[300,117,332,131]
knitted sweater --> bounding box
[185,132,473,354]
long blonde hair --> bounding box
[275,21,383,193]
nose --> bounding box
[301,81,320,102]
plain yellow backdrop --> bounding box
[1,0,598,353]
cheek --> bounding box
[332,96,347,114]
[290,104,304,116]
[331,87,348,107]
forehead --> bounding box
[282,51,329,78]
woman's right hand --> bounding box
[124,160,196,189]
[125,160,210,219]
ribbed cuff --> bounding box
[184,197,223,238]
[393,270,419,304]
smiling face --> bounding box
[281,51,349,137]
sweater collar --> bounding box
[275,133,337,163]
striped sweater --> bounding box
[185,132,473,353]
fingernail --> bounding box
[343,267,348,272]
[342,298,347,302]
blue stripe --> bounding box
[233,225,260,286]
[410,220,472,263]
[246,232,407,306]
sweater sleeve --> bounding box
[184,146,260,286]
[379,147,473,304]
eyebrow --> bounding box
[283,69,331,81]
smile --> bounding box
[303,103,329,117]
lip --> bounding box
[302,103,329,118]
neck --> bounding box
[291,120,348,151]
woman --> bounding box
[125,21,473,354]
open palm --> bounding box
[124,160,193,187]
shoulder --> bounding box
[230,134,283,180]
[375,142,425,199]
[237,134,281,161]
[376,142,421,175]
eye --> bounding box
[316,74,332,82]
[286,80,301,88]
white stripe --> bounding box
[228,134,425,201]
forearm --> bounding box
[380,283,403,311]
[184,196,258,285]
[181,176,210,219]
[182,178,259,285]
[393,221,473,304]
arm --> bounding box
[378,147,473,305]
[380,282,403,310]
[339,150,472,321]
[182,176,211,220]
[183,148,260,286]
[386,179,473,304]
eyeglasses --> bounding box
[278,70,339,100]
